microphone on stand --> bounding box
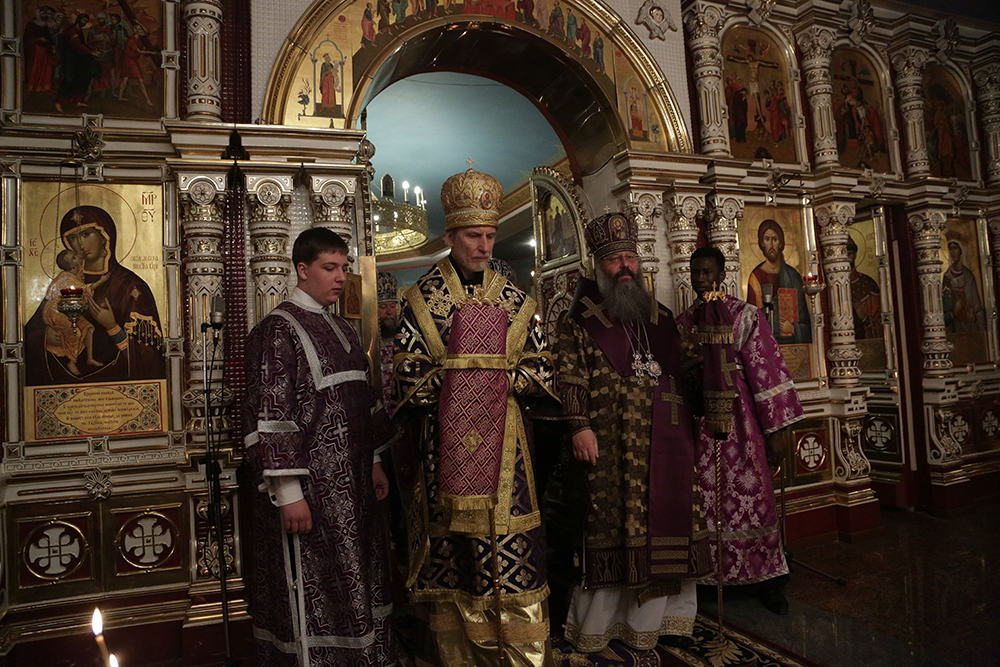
[201,291,237,665]
[210,295,226,330]
[201,295,226,334]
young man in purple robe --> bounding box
[552,211,709,652]
[679,246,805,615]
[243,228,396,666]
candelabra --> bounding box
[373,173,428,255]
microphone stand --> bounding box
[201,318,239,666]
[762,299,846,588]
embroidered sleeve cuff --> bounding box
[763,412,806,435]
[105,324,128,350]
[569,418,591,435]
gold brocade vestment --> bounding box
[392,258,559,667]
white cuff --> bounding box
[265,476,305,507]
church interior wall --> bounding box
[0,0,998,662]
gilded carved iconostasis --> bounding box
[1,0,999,661]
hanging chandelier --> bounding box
[373,175,428,255]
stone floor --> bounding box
[697,496,1000,667]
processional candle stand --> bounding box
[702,283,758,667]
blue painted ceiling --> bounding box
[364,71,566,257]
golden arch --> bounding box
[262,0,693,175]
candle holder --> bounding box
[58,286,87,334]
[802,272,825,304]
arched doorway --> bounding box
[262,5,693,177]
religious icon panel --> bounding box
[20,0,166,119]
[20,182,168,441]
[848,220,887,371]
[530,166,587,339]
[531,166,585,270]
[739,206,813,380]
[831,47,892,173]
[940,217,989,364]
[722,26,798,164]
[923,65,973,181]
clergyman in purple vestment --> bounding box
[243,229,396,666]
[553,212,709,653]
[679,247,805,615]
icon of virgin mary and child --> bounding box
[24,205,166,386]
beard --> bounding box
[379,316,397,339]
[596,264,652,324]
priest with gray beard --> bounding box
[552,211,709,653]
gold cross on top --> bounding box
[467,157,475,170]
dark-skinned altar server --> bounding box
[680,245,805,615]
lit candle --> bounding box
[805,272,817,283]
[92,608,111,667]
[110,655,119,667]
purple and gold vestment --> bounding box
[678,295,805,585]
[553,278,710,650]
[244,297,395,667]
[392,258,558,666]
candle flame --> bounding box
[92,608,103,636]
[110,654,119,667]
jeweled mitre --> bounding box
[584,211,639,260]
[440,168,503,230]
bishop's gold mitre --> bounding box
[440,167,503,231]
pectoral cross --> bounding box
[660,376,683,425]
[632,352,661,381]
